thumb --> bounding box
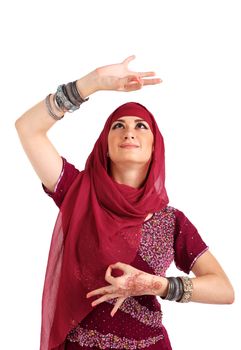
[122,55,136,65]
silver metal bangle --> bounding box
[56,85,79,113]
[53,92,65,113]
[72,80,89,103]
[176,276,193,303]
[45,94,64,121]
[161,277,178,301]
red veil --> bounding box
[40,102,169,350]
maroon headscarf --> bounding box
[40,102,169,350]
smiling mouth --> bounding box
[119,144,140,148]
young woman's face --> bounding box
[107,116,154,166]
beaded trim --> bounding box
[189,246,209,271]
[106,296,163,328]
[53,157,66,193]
[67,326,164,349]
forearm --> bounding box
[152,274,234,304]
[190,274,234,304]
[15,70,98,136]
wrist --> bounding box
[150,275,169,297]
[76,70,100,99]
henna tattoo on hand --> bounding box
[115,272,162,297]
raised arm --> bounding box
[15,55,161,192]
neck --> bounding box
[110,162,151,189]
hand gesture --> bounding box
[95,55,162,92]
[86,262,162,317]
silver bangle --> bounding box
[56,85,79,113]
[45,94,64,121]
[161,277,183,301]
[176,276,193,303]
[53,92,65,113]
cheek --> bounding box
[107,133,117,152]
[107,133,112,149]
[145,135,154,151]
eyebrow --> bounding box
[112,119,148,123]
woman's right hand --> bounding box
[94,55,162,92]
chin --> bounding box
[115,157,151,166]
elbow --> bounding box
[211,275,235,304]
[15,118,23,131]
[15,118,19,129]
[226,286,235,304]
[222,281,235,304]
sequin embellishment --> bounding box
[67,326,164,349]
[139,207,176,275]
[106,296,163,328]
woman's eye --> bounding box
[136,123,148,129]
[112,122,148,129]
[112,123,124,129]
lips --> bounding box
[119,143,140,148]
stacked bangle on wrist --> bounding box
[45,94,64,121]
[45,80,89,121]
[177,276,193,303]
[161,276,193,303]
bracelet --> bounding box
[65,83,80,106]
[45,80,90,120]
[45,94,64,121]
[71,80,89,103]
[53,93,65,113]
[176,276,193,303]
[56,84,80,113]
[161,276,193,303]
[161,277,183,301]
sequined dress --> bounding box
[42,158,208,350]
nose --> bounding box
[123,128,135,140]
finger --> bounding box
[86,285,115,298]
[110,297,126,317]
[110,262,127,269]
[139,73,163,82]
[118,76,143,92]
[124,79,143,91]
[91,293,120,307]
[125,82,143,92]
[142,78,162,86]
[123,55,136,65]
[138,71,157,78]
[105,265,116,284]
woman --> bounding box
[15,56,234,350]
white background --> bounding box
[0,0,240,349]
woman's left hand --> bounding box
[86,262,162,317]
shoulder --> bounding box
[153,205,189,230]
[152,205,177,226]
[155,205,180,218]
